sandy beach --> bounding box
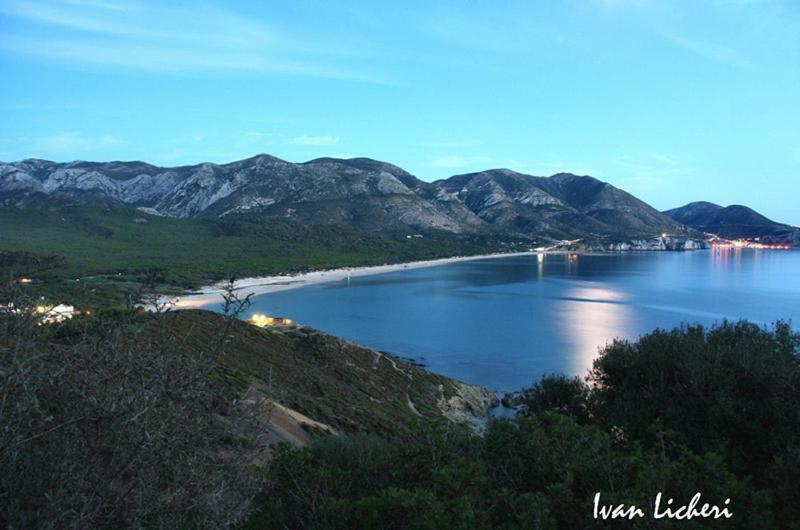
[163,251,537,310]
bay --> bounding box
[233,249,800,393]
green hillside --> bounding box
[0,297,495,528]
[0,205,506,305]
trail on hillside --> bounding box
[373,351,423,417]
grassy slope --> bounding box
[0,205,507,305]
[34,309,484,437]
[157,310,479,436]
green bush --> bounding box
[252,321,800,529]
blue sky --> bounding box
[1,0,798,223]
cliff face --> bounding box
[2,154,704,244]
[593,237,708,251]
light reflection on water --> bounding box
[205,250,800,393]
[555,284,634,376]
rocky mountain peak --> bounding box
[1,153,705,242]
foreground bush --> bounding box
[253,321,799,529]
[0,281,264,528]
[590,321,800,481]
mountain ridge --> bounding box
[2,154,699,243]
[664,201,799,245]
[434,167,690,241]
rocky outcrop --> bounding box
[594,237,709,252]
[437,382,499,434]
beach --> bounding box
[163,251,537,310]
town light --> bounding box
[248,313,294,327]
[249,313,273,327]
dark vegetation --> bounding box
[251,321,800,529]
[0,279,265,528]
[0,276,484,528]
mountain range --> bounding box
[664,201,800,246]
[0,154,701,246]
[4,154,795,246]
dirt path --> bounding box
[374,351,423,417]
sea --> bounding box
[223,249,800,393]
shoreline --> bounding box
[163,251,538,310]
[161,244,724,310]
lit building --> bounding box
[37,304,77,325]
[248,313,294,327]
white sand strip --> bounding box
[163,251,536,310]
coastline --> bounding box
[163,251,537,310]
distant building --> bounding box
[248,314,294,327]
[37,304,77,325]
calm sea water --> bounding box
[236,249,800,393]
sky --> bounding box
[1,0,798,223]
